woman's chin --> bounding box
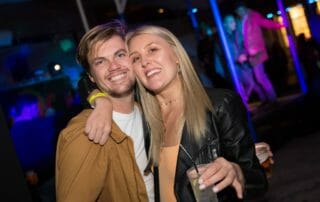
[146,84,164,94]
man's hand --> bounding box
[238,54,248,63]
[198,157,245,199]
[278,23,286,29]
[85,97,113,145]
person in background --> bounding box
[55,20,154,202]
[197,25,233,90]
[214,14,266,107]
[235,1,284,106]
[86,25,268,201]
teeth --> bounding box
[146,69,160,77]
[110,73,126,81]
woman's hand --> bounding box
[198,157,245,199]
[85,97,113,145]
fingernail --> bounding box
[199,184,206,190]
[213,187,219,193]
[198,178,203,184]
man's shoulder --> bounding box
[59,109,92,141]
[249,9,263,18]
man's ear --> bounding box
[87,72,95,83]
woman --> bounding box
[85,25,268,201]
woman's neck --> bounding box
[157,77,185,146]
[156,76,183,109]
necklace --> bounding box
[160,99,177,107]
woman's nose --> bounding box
[141,57,150,68]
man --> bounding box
[55,20,154,202]
[235,2,284,105]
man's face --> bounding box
[235,6,247,18]
[88,35,135,97]
[224,16,236,32]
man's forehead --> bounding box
[236,6,246,12]
[91,36,126,57]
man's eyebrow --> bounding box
[91,57,105,63]
[128,42,155,57]
[91,48,127,62]
[114,48,127,56]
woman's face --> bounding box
[128,33,179,94]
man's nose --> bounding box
[108,60,121,71]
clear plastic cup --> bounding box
[255,144,273,178]
[186,164,218,202]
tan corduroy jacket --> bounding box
[55,109,148,202]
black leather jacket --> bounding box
[155,88,268,202]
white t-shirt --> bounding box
[113,105,154,202]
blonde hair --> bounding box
[126,25,213,164]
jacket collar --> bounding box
[110,121,128,144]
[174,124,200,182]
[175,110,217,181]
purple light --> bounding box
[10,94,40,123]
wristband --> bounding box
[87,91,108,107]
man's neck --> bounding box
[226,29,232,34]
[110,94,135,114]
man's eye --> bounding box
[94,60,103,66]
[117,52,127,58]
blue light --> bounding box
[277,10,282,15]
[285,7,291,12]
[192,8,198,13]
[276,0,308,93]
[308,0,316,4]
[266,13,274,19]
[207,0,247,107]
[206,27,213,36]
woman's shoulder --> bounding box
[205,87,239,99]
[205,88,242,107]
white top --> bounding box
[113,105,154,202]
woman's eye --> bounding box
[133,57,139,63]
[149,48,158,53]
[132,56,140,63]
